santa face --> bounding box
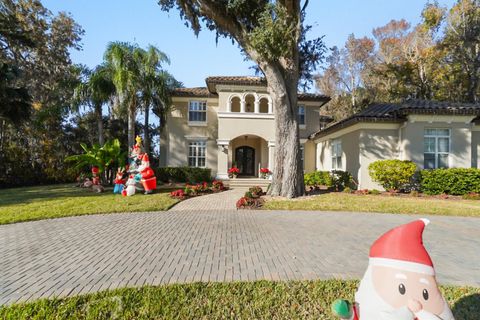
[372,265,445,314]
[356,265,454,320]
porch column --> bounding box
[227,100,232,112]
[216,139,230,180]
[268,100,273,114]
[240,100,246,113]
[254,100,260,113]
[268,140,275,180]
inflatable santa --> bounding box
[136,153,156,194]
[332,219,454,320]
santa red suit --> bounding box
[138,153,156,194]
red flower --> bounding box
[260,168,271,174]
[228,167,240,174]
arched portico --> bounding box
[216,134,275,179]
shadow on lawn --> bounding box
[0,184,111,206]
[452,293,480,320]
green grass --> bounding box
[263,192,480,217]
[0,280,478,319]
[0,184,179,225]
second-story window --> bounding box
[189,101,207,123]
[298,105,306,126]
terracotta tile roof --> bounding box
[172,76,330,102]
[206,76,267,93]
[309,99,480,140]
[171,87,217,98]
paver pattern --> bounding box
[0,189,479,305]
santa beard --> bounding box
[355,266,454,320]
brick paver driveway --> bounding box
[1,190,479,305]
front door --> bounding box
[235,146,255,176]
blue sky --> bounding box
[44,0,456,89]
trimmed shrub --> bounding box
[368,160,417,191]
[420,168,480,195]
[331,170,353,191]
[156,167,212,183]
[303,170,353,191]
[304,171,332,188]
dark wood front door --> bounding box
[235,146,255,176]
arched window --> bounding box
[231,96,241,113]
[244,94,256,113]
[259,97,269,113]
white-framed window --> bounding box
[331,139,342,170]
[188,101,207,124]
[424,128,450,169]
[188,141,206,167]
[298,105,306,127]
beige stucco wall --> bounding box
[161,84,326,178]
[471,130,480,168]
[316,130,361,179]
[359,129,399,190]
[401,116,474,169]
[315,125,399,190]
[315,116,478,190]
[303,140,316,173]
[160,98,219,177]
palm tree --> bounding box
[136,45,175,153]
[104,42,139,148]
[73,65,115,145]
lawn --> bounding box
[263,192,480,217]
[0,184,178,225]
[0,280,478,320]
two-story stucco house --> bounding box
[311,99,480,189]
[159,76,330,180]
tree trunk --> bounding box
[95,103,105,146]
[263,67,305,198]
[128,101,136,149]
[144,103,150,154]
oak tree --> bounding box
[158,0,325,198]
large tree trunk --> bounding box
[95,103,105,146]
[128,101,136,149]
[263,66,305,198]
[144,104,150,154]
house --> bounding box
[159,76,330,180]
[310,99,480,190]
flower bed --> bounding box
[170,180,227,200]
[236,186,265,209]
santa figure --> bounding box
[332,219,454,320]
[136,153,156,194]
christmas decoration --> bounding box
[122,175,136,197]
[260,168,271,179]
[136,153,156,194]
[113,167,127,194]
[332,219,454,320]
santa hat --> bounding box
[369,219,434,275]
[142,153,150,163]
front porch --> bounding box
[216,135,275,180]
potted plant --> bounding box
[228,166,240,179]
[260,168,271,179]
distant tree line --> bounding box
[317,0,480,120]
[0,0,180,187]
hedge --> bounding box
[156,167,212,183]
[368,160,417,191]
[304,170,353,191]
[420,168,480,195]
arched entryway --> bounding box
[235,146,255,176]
